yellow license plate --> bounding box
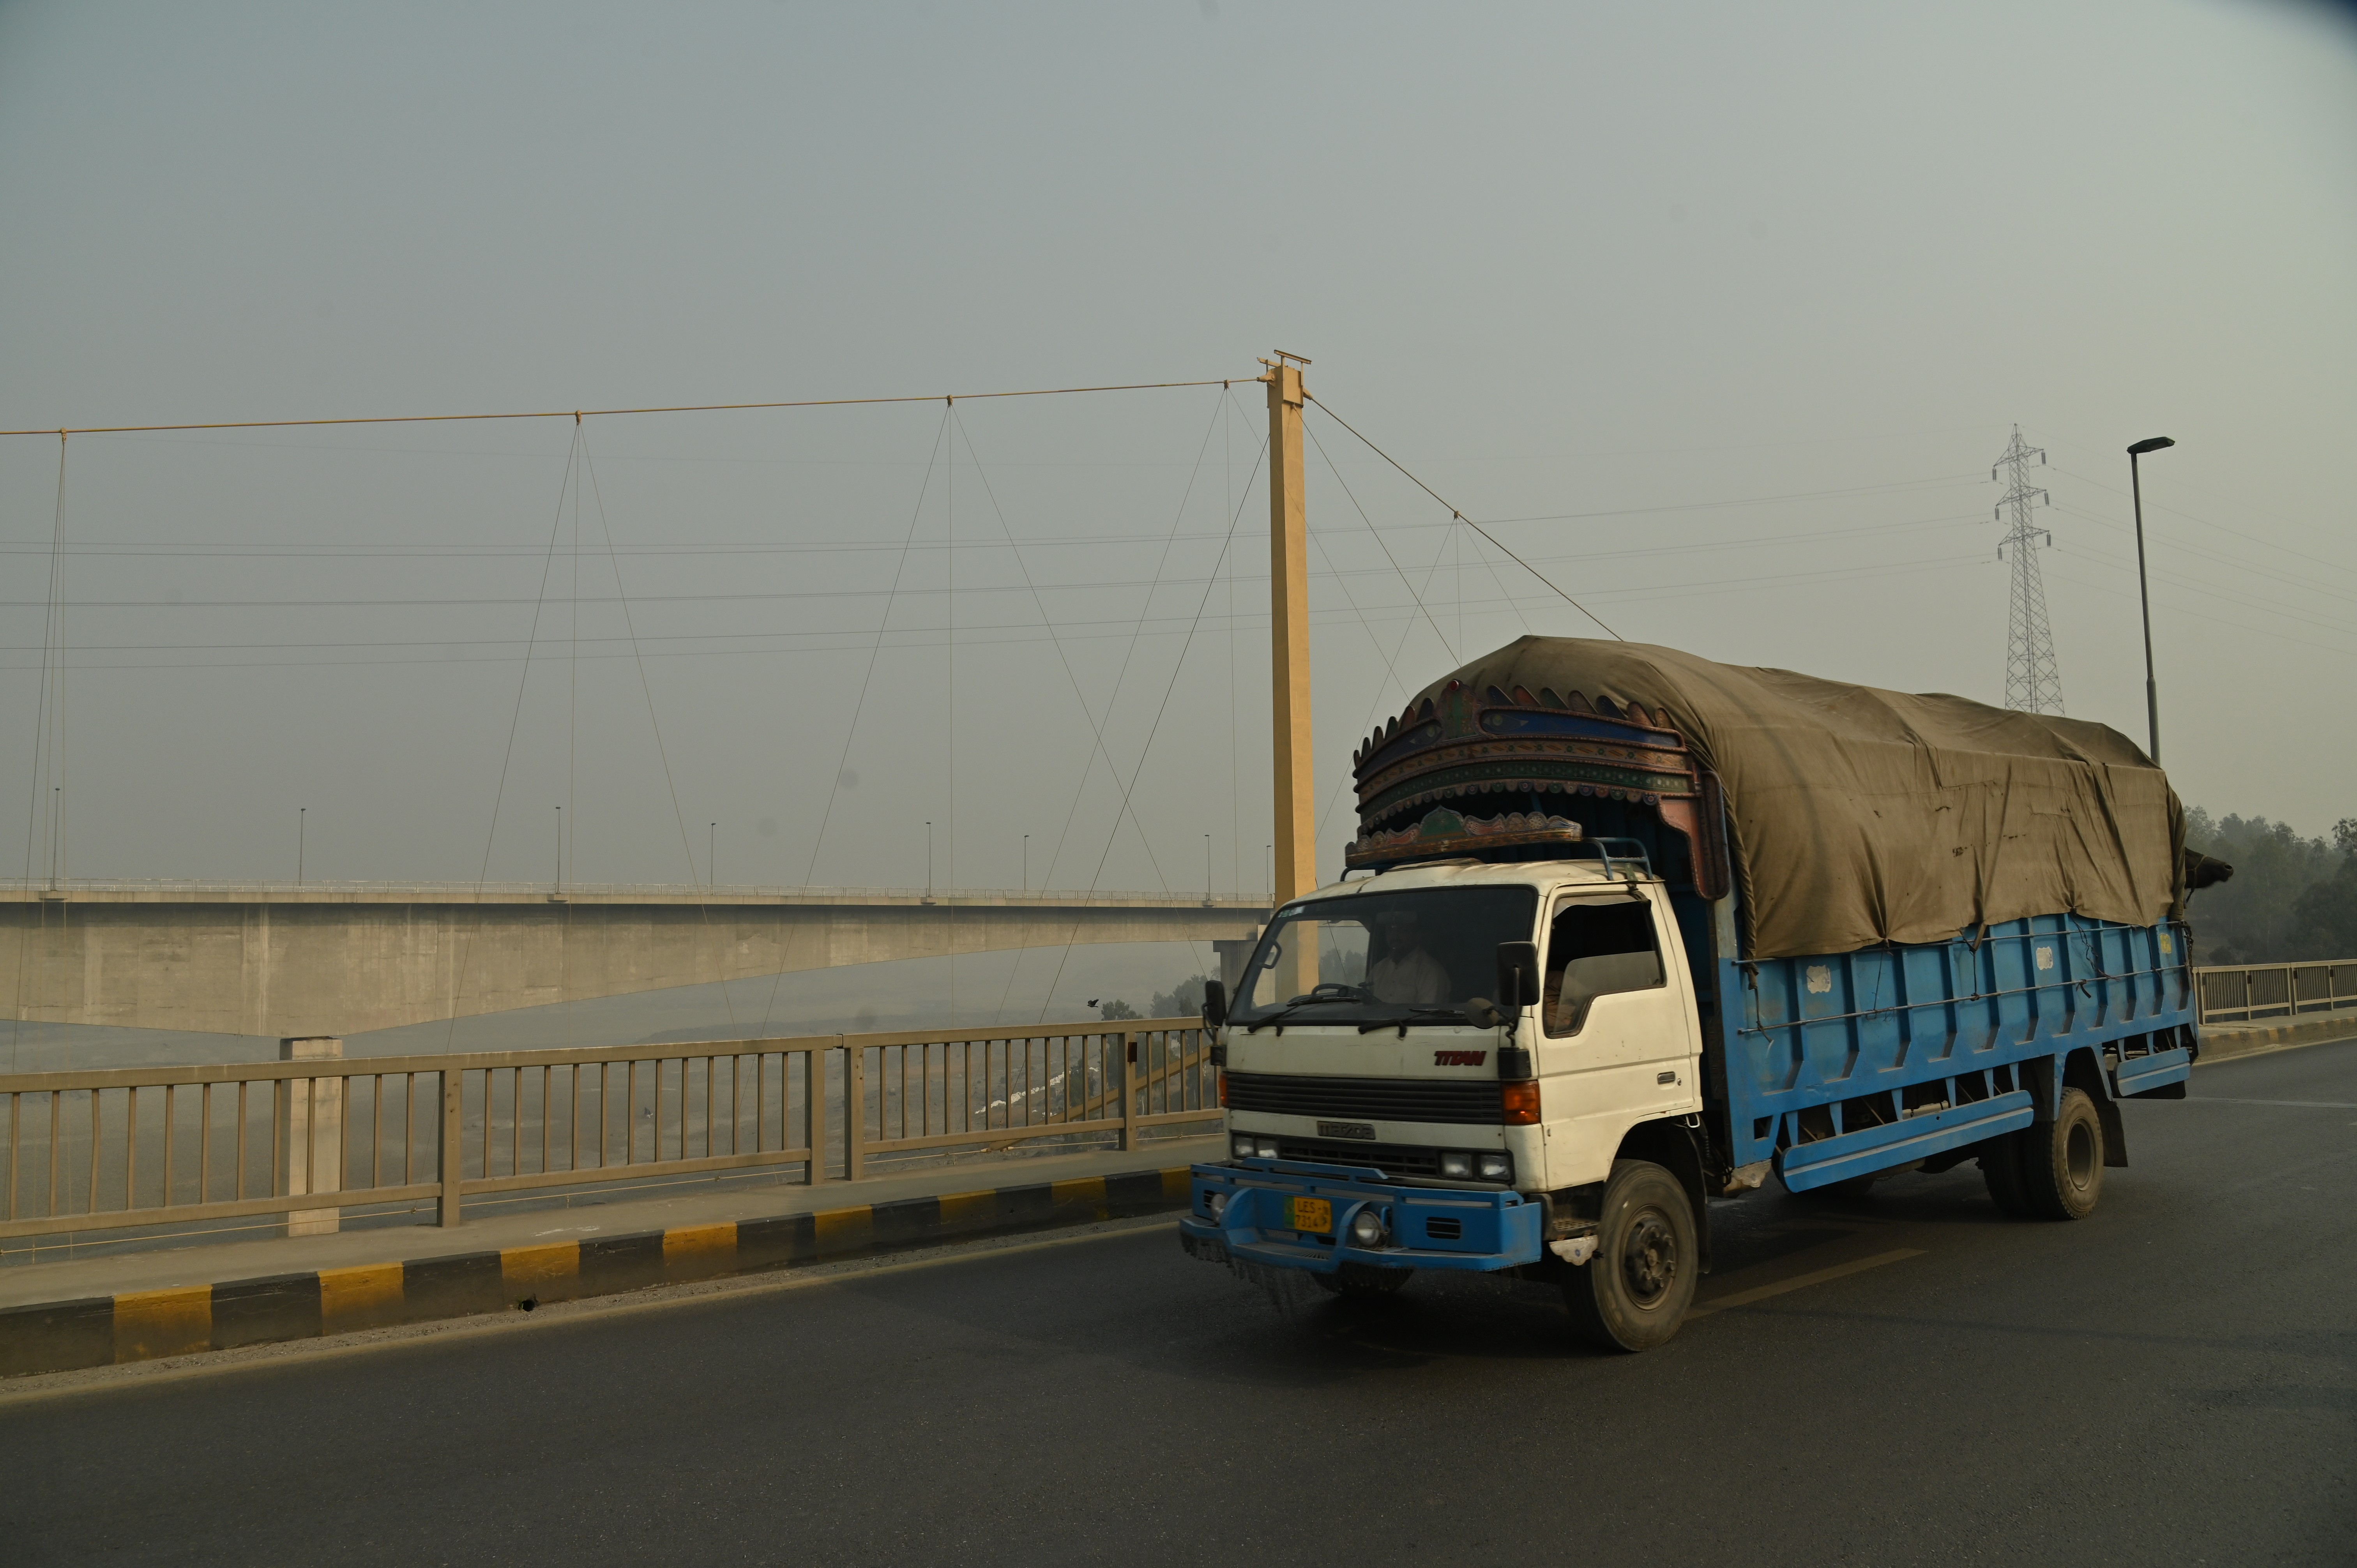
[1289,1197,1332,1234]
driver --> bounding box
[1367,909,1450,1005]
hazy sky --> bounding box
[4,0,2353,902]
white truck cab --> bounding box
[1217,858,1702,1196]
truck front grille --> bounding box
[1226,1072,1505,1126]
[1272,1138,1445,1176]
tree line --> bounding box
[2184,808,2357,965]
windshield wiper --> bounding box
[1241,996,1360,1033]
[1355,1006,1471,1036]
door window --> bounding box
[1544,898,1664,1036]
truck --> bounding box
[1178,637,2219,1351]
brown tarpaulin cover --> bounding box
[1419,638,2185,961]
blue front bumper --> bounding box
[1178,1158,1544,1278]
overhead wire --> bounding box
[10,436,68,1071]
[0,378,1237,439]
[753,406,950,1040]
[1021,394,1230,899]
[580,424,737,1036]
[949,395,1228,1023]
[1304,417,1457,664]
[1032,403,1268,1022]
[1305,497,1468,855]
[2041,455,2357,581]
[1302,396,1622,639]
[0,498,1986,560]
[442,425,582,1050]
[2041,564,2357,658]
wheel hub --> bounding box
[1622,1210,1678,1306]
[2065,1120,2097,1189]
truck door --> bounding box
[1536,887,1702,1189]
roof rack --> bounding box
[1574,837,1654,881]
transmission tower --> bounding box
[1992,425,2062,713]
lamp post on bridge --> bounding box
[2127,436,2175,763]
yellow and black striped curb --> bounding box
[2200,1017,2357,1065]
[0,1165,1194,1380]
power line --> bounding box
[1301,396,1622,639]
[0,378,1236,438]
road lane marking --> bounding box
[2191,1098,2357,1109]
[1686,1248,1926,1319]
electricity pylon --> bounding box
[1993,426,2062,714]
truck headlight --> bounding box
[1475,1152,1513,1183]
[1232,1134,1254,1160]
[1439,1151,1473,1178]
[1347,1208,1387,1247]
[1206,1191,1228,1219]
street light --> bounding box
[2127,436,2176,762]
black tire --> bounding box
[1313,1262,1413,1298]
[1979,1133,2037,1217]
[1562,1159,1698,1352]
[2018,1087,2105,1220]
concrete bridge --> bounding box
[0,883,1267,1039]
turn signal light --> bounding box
[1217,1070,1228,1108]
[1502,1080,1541,1126]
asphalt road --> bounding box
[6,1038,2353,1568]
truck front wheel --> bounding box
[1563,1159,1698,1353]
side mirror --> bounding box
[1496,941,1541,1010]
[1201,979,1228,1032]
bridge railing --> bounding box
[0,1019,1218,1254]
[2194,961,2357,1026]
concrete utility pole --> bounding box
[1262,352,1314,904]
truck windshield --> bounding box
[1232,886,1540,1026]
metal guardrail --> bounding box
[0,1019,1219,1245]
[2194,961,2357,1026]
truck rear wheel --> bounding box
[1562,1159,1698,1353]
[1314,1263,1413,1298]
[2018,1088,2105,1220]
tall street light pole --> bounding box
[2127,436,2175,762]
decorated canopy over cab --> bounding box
[1348,636,2184,963]
[1345,675,1725,893]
